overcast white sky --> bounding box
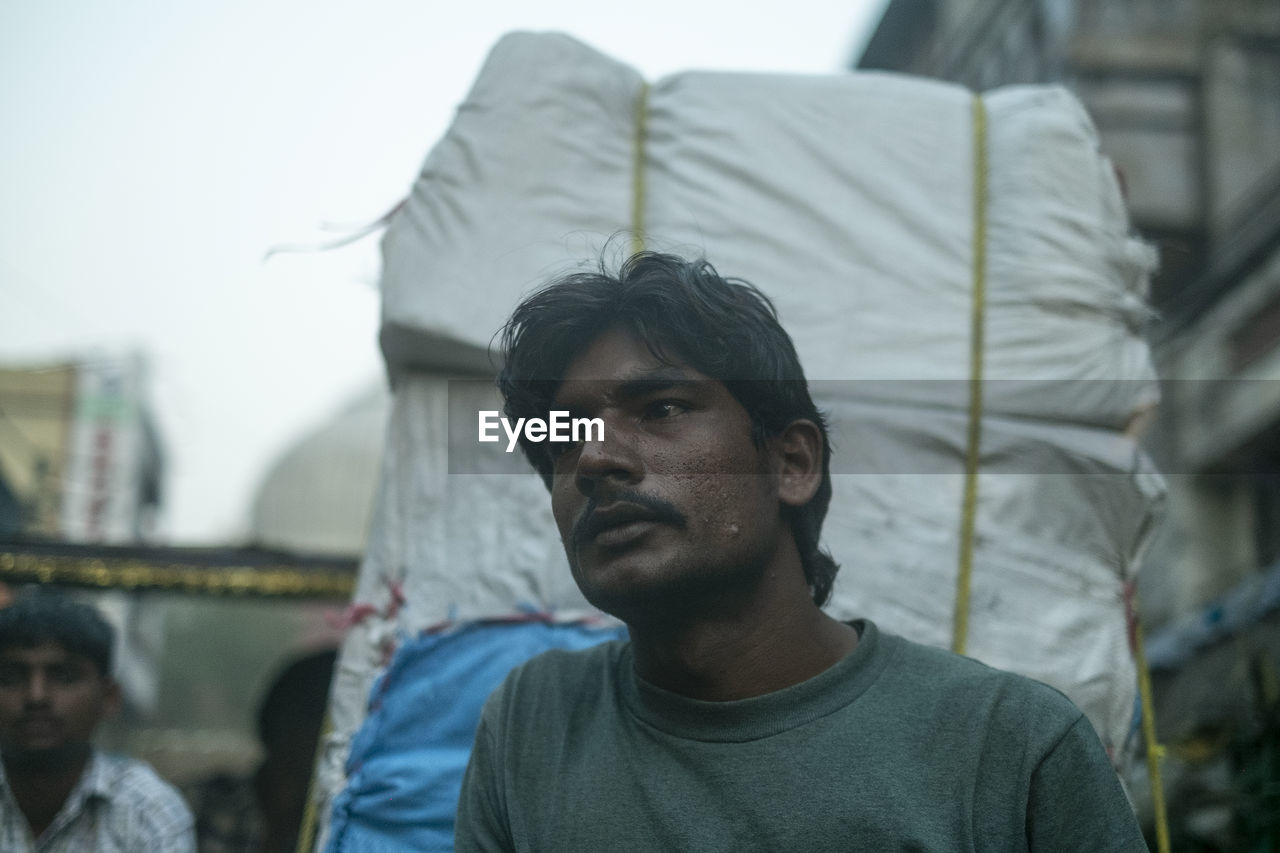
[0,0,887,543]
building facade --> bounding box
[0,352,163,543]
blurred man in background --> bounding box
[0,589,195,851]
[187,648,336,853]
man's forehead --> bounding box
[555,357,715,395]
[554,370,705,407]
[562,327,685,375]
[549,327,724,405]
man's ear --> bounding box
[773,420,823,508]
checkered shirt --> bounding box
[0,752,195,852]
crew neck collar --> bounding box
[617,619,896,742]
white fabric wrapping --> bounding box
[318,31,1166,839]
[380,31,1158,424]
[378,33,643,375]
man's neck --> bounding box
[626,569,857,702]
[3,746,91,840]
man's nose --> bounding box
[26,671,49,705]
[573,423,642,496]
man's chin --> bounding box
[572,560,718,625]
[1,741,91,771]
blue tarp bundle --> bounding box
[325,618,625,852]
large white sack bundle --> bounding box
[380,31,1158,428]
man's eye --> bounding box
[645,400,688,419]
[50,666,83,684]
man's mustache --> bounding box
[571,489,687,550]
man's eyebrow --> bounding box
[613,369,701,399]
[552,367,703,410]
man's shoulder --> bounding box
[98,752,181,791]
[481,639,626,722]
[502,637,625,692]
[881,629,1086,733]
[94,753,194,833]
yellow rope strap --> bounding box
[630,83,650,256]
[294,713,334,853]
[1131,595,1171,853]
[952,93,1171,850]
[952,94,987,656]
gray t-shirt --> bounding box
[456,620,1146,852]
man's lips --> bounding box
[577,504,665,547]
[572,494,687,551]
[15,716,60,735]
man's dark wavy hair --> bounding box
[497,251,839,607]
[0,590,114,676]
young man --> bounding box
[455,252,1147,851]
[0,590,195,852]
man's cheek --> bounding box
[551,498,579,549]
